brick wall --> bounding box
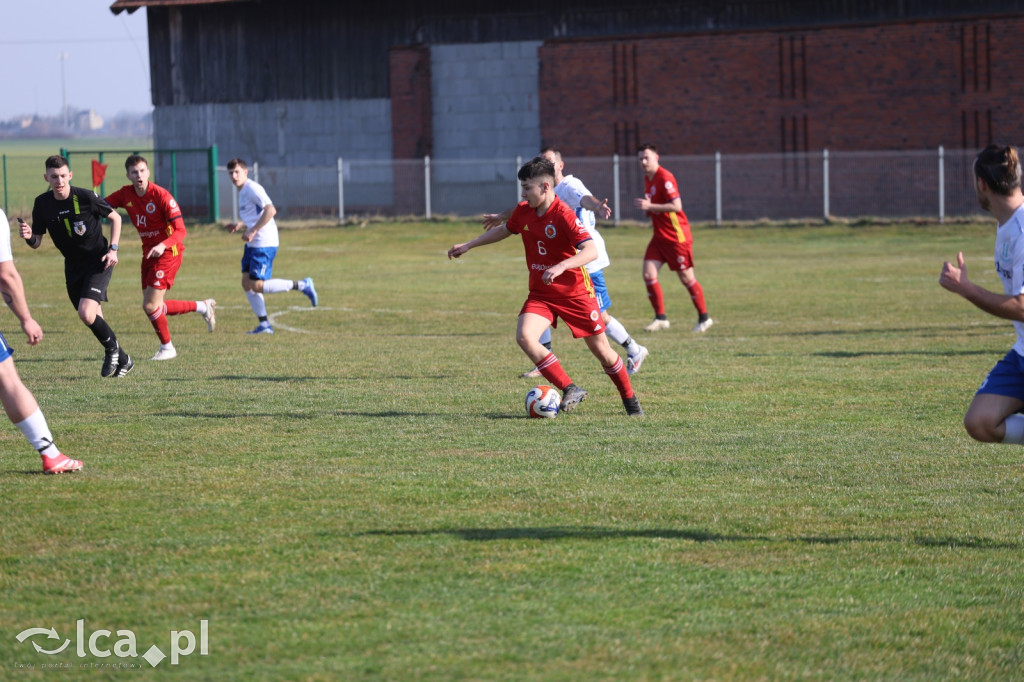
[538,16,1024,156]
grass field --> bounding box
[1,216,1022,680]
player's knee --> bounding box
[963,412,999,443]
[142,301,160,316]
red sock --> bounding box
[165,300,197,316]
[604,357,634,399]
[684,280,707,316]
[645,279,665,316]
[148,304,172,344]
[536,353,572,391]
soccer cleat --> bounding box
[623,396,645,416]
[202,299,217,332]
[247,321,274,335]
[644,318,671,332]
[521,367,543,378]
[627,345,649,376]
[100,346,120,378]
[42,453,83,474]
[115,350,134,377]
[560,384,588,413]
[693,318,714,333]
[300,277,319,307]
[150,347,177,361]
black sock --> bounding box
[259,316,269,323]
[87,317,118,351]
[656,314,667,321]
[698,313,709,323]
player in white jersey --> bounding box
[0,208,80,473]
[483,147,649,376]
[940,144,1024,445]
[224,158,319,334]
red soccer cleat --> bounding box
[42,453,83,475]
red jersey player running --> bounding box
[106,155,216,360]
[634,144,713,333]
[448,156,643,416]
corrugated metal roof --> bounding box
[109,0,248,15]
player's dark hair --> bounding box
[637,143,659,154]
[44,155,69,171]
[540,146,563,162]
[975,145,1021,195]
[518,156,556,183]
[227,158,248,171]
[124,154,148,170]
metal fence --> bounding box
[216,147,987,225]
[5,147,988,224]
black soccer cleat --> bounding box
[114,349,134,378]
[101,346,120,378]
[623,396,644,417]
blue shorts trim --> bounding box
[590,269,611,312]
[241,247,278,280]
[0,331,13,363]
[976,349,1024,401]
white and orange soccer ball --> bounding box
[525,384,560,419]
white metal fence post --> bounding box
[938,145,945,224]
[715,151,722,225]
[823,149,830,221]
[613,154,620,225]
[337,157,345,224]
[252,161,259,183]
[424,155,431,220]
[515,156,522,203]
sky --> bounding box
[0,0,150,120]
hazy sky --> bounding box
[0,0,150,120]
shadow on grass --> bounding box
[357,526,1021,549]
[812,350,995,358]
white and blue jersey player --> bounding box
[226,158,318,334]
[527,149,649,376]
[940,144,1024,446]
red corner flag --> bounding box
[91,159,108,189]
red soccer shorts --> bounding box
[644,237,694,271]
[141,252,183,290]
[520,293,605,339]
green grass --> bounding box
[1,218,1022,680]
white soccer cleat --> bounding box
[693,318,714,333]
[202,299,216,332]
[627,345,649,375]
[644,318,670,332]
[150,347,178,361]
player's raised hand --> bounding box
[595,198,612,220]
[939,251,968,292]
[17,218,31,240]
[481,214,504,230]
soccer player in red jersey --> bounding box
[106,155,216,360]
[448,156,643,416]
[634,144,713,333]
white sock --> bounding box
[1003,414,1024,444]
[15,408,60,456]
[246,290,267,317]
[263,279,294,294]
[539,327,552,347]
[160,342,175,351]
[195,301,208,315]
[604,315,638,354]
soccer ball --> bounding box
[525,385,560,418]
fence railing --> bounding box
[6,148,988,224]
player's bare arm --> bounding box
[100,209,122,269]
[542,239,597,285]
[481,208,514,230]
[0,261,43,345]
[634,196,682,213]
[940,251,1024,322]
[581,195,612,220]
[448,225,512,259]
